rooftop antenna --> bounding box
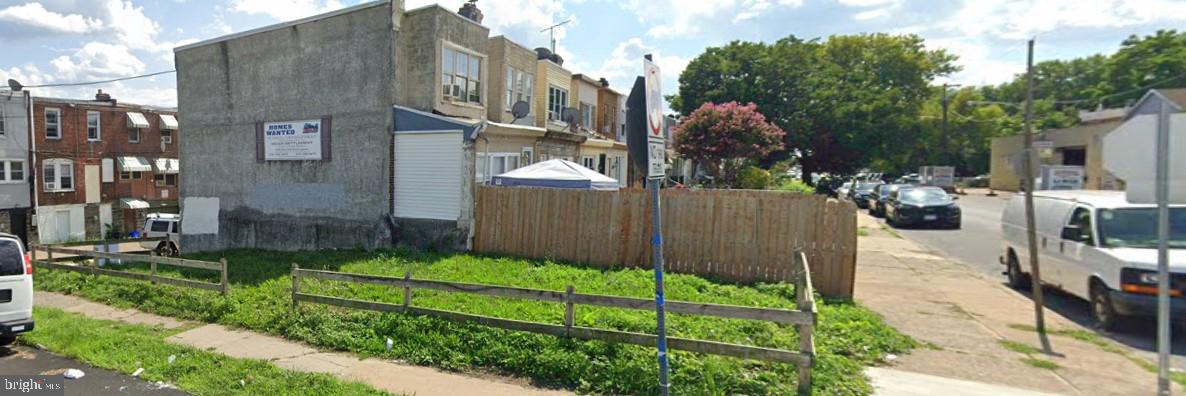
[540,19,571,53]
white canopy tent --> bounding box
[491,159,620,190]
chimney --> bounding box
[95,89,115,105]
[457,0,483,23]
[599,78,609,88]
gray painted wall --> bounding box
[175,2,398,251]
[0,93,30,209]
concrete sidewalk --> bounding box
[856,214,1177,395]
[34,291,572,396]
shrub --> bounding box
[776,179,816,194]
[736,166,773,190]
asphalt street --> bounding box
[866,191,1186,370]
[0,344,187,396]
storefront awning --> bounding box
[117,156,152,172]
[160,114,178,130]
[154,158,179,174]
[126,112,149,128]
[118,198,150,209]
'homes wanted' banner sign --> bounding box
[255,116,333,161]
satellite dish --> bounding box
[7,79,23,92]
[562,107,580,131]
[510,101,530,121]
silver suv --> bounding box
[0,233,33,346]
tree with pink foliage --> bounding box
[674,102,785,188]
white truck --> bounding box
[140,213,181,257]
[919,166,955,191]
[0,233,34,346]
[1001,190,1186,330]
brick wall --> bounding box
[33,99,180,207]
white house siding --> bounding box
[393,131,463,220]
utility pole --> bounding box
[540,19,571,53]
[940,83,960,167]
[1155,98,1173,396]
[1022,38,1047,335]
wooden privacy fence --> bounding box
[292,251,819,393]
[32,244,230,296]
[474,187,857,298]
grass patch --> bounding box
[998,340,1041,355]
[1020,357,1060,370]
[1008,323,1186,386]
[877,223,904,239]
[857,227,871,237]
[35,249,914,395]
[19,308,389,396]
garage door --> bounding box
[393,131,463,220]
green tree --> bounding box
[670,34,956,183]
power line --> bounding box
[17,70,176,89]
[1051,72,1186,104]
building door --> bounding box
[54,211,71,243]
[84,165,100,204]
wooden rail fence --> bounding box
[474,187,857,298]
[32,244,230,295]
[291,251,820,393]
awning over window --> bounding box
[117,156,152,172]
[154,158,179,174]
[126,112,149,128]
[160,114,178,130]
[118,198,150,209]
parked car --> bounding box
[836,181,854,199]
[896,173,921,185]
[140,213,181,257]
[868,184,907,217]
[0,233,34,347]
[1000,190,1186,330]
[850,182,880,209]
[886,186,961,229]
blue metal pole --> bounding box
[650,178,670,396]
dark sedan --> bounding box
[885,187,961,229]
[848,182,880,209]
[867,184,907,217]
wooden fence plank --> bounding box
[34,260,222,292]
[39,245,222,271]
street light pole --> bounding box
[1022,38,1048,335]
[1155,98,1172,396]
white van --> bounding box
[0,233,34,346]
[140,213,181,256]
[1001,190,1186,330]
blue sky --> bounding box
[2,0,1185,107]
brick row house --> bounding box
[33,91,180,243]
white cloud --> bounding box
[0,2,104,35]
[622,0,801,39]
[946,0,1186,40]
[104,0,161,48]
[229,0,344,21]
[852,7,890,20]
[588,38,688,103]
[926,37,1024,86]
[50,42,147,81]
[836,0,897,6]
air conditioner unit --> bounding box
[45,182,57,191]
[162,136,172,144]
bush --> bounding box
[776,179,816,194]
[736,166,773,190]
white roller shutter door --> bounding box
[393,131,463,220]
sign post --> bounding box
[643,56,670,396]
[626,55,670,395]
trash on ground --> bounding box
[132,368,144,377]
[63,369,85,379]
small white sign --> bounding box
[648,141,665,178]
[264,119,322,160]
[644,59,665,178]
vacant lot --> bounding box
[34,249,911,395]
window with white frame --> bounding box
[161,129,173,144]
[45,108,61,139]
[581,156,595,170]
[129,128,140,143]
[0,105,6,135]
[442,46,482,104]
[0,160,24,183]
[42,159,74,192]
[579,102,595,129]
[476,153,521,183]
[504,67,534,110]
[520,146,533,166]
[548,86,568,122]
[86,111,101,141]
